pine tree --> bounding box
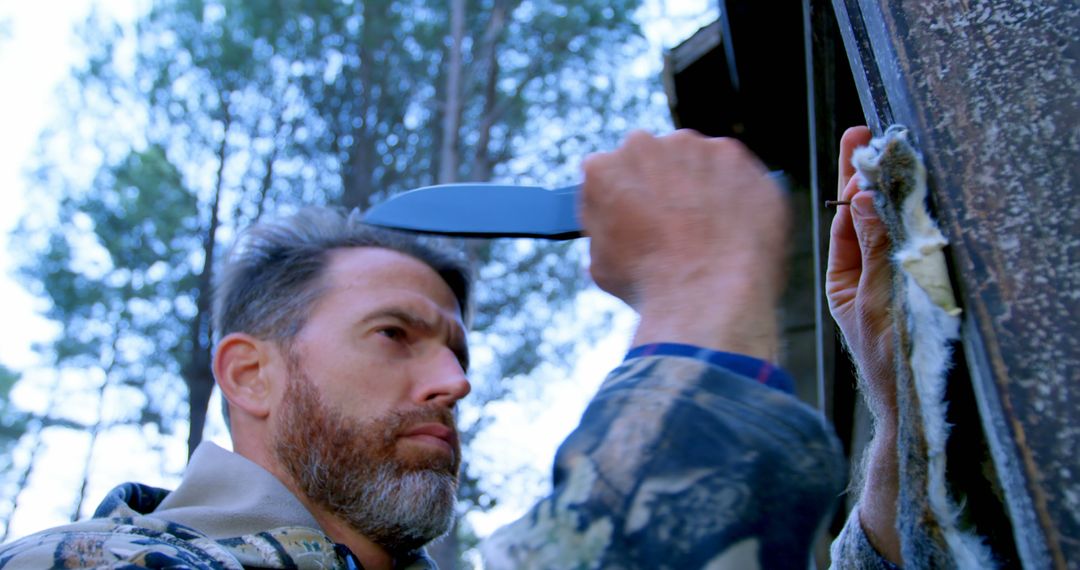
[12,1,656,563]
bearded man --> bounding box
[0,130,900,569]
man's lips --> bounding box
[401,423,459,455]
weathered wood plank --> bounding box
[832,1,1080,567]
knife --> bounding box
[363,173,786,240]
[363,183,582,240]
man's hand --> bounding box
[826,127,897,423]
[580,130,790,360]
[826,126,902,564]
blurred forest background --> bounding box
[0,1,715,567]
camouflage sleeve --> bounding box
[0,517,244,569]
[481,354,847,569]
[830,506,902,570]
[0,519,353,570]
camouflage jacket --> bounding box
[0,442,431,569]
[481,348,850,569]
[1,348,874,569]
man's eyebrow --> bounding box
[361,307,436,331]
[361,307,470,370]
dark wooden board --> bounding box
[832,1,1080,567]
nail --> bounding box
[825,200,851,207]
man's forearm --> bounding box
[481,355,846,569]
[859,427,902,565]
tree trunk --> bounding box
[339,2,378,210]
[340,87,377,210]
[470,2,509,182]
[252,113,283,223]
[438,0,466,185]
[184,102,230,458]
[70,317,127,521]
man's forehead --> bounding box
[322,246,463,317]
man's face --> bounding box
[271,247,471,554]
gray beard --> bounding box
[273,359,459,555]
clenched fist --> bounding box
[580,130,790,360]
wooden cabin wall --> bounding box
[828,1,1079,567]
[668,1,1078,567]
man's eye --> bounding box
[377,327,407,341]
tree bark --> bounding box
[252,113,283,223]
[183,100,230,458]
[339,1,380,210]
[70,315,127,521]
[470,1,508,181]
[438,0,466,185]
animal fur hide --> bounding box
[853,126,996,569]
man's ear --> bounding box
[213,332,278,420]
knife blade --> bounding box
[363,173,786,240]
[363,183,582,240]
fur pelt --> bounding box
[853,126,996,570]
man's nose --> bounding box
[415,347,471,408]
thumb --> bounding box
[849,191,896,354]
[850,192,891,265]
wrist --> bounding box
[858,425,902,564]
[631,268,781,361]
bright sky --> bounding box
[0,3,86,370]
[0,0,716,547]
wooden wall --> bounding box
[831,1,1079,567]
[667,1,1079,566]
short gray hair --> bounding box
[213,207,472,346]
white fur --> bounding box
[857,128,996,569]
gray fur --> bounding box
[853,126,994,569]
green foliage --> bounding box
[0,362,28,540]
[13,0,656,557]
[0,364,28,461]
[18,145,198,437]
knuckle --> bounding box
[711,135,747,155]
[581,151,610,176]
[669,128,705,142]
[624,129,656,150]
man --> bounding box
[0,129,898,568]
